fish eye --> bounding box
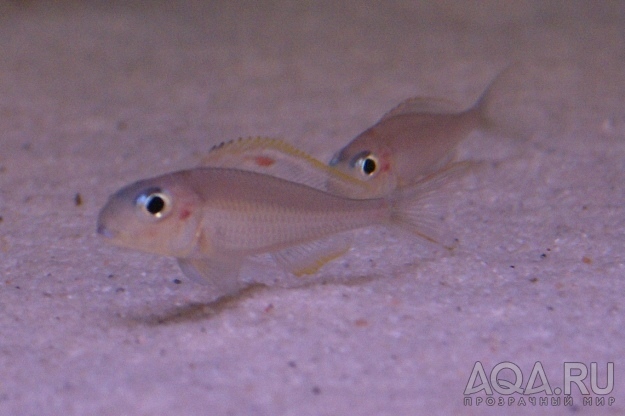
[136,189,172,219]
[349,151,379,178]
[356,155,379,177]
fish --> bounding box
[97,162,471,295]
[328,67,512,197]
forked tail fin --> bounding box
[388,161,480,247]
[473,63,520,131]
[473,62,544,139]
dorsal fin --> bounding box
[201,136,373,196]
[380,96,462,121]
[206,137,317,166]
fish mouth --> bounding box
[96,222,116,239]
[329,152,342,166]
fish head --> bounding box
[97,173,203,257]
[329,131,397,197]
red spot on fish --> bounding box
[379,150,392,173]
[179,209,192,220]
[253,156,276,167]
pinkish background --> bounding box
[0,1,623,415]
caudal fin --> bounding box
[474,62,546,139]
[388,161,479,247]
[473,63,521,131]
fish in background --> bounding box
[202,66,516,199]
[328,66,516,197]
[97,162,472,296]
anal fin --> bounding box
[271,235,352,277]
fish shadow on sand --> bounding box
[125,283,269,326]
[123,274,380,326]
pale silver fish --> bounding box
[328,67,512,197]
[97,163,469,294]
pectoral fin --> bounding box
[177,257,243,295]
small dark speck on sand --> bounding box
[74,193,83,206]
[173,279,182,284]
[117,120,128,131]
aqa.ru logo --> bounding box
[463,361,615,407]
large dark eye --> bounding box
[136,189,171,219]
[357,155,379,177]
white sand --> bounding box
[0,1,623,414]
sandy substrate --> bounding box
[0,1,624,415]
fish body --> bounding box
[98,164,468,294]
[331,108,481,195]
[98,167,385,255]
